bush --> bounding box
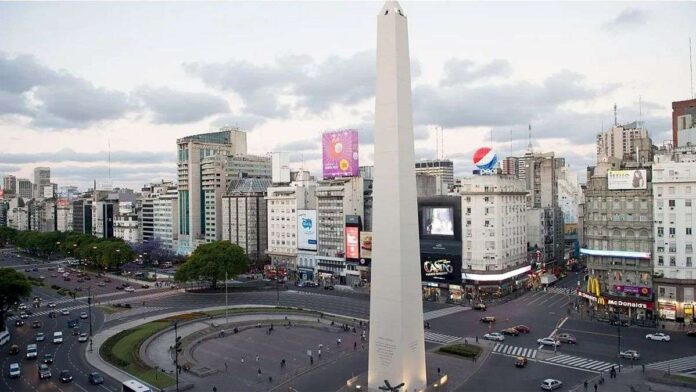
[439,344,482,358]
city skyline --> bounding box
[1,1,695,189]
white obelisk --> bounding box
[368,2,427,391]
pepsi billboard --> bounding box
[473,147,498,175]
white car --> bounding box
[18,304,27,310]
[80,312,88,319]
[78,333,88,343]
[537,337,561,347]
[483,332,505,342]
[36,332,45,342]
[60,309,70,316]
[619,350,640,360]
[645,333,671,342]
[19,313,29,319]
[47,302,56,308]
[124,287,135,292]
[541,379,562,391]
[53,331,63,344]
[9,363,20,378]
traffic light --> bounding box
[175,336,182,353]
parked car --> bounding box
[124,287,135,293]
[555,333,577,344]
[59,369,73,383]
[611,319,630,327]
[97,282,106,287]
[140,284,150,289]
[483,332,505,342]
[324,285,335,290]
[515,356,527,368]
[304,281,319,288]
[473,303,487,311]
[501,328,520,336]
[687,330,696,337]
[89,372,104,385]
[9,363,20,378]
[38,364,51,380]
[540,379,562,391]
[480,316,496,323]
[619,350,640,360]
[646,333,671,342]
[537,338,561,347]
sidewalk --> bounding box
[569,368,696,392]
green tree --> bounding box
[0,268,32,332]
[0,227,18,247]
[174,241,249,288]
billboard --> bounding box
[322,130,359,179]
[359,231,372,260]
[297,210,317,251]
[607,170,647,190]
[421,207,454,236]
[345,226,360,260]
[420,253,462,284]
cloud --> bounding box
[274,139,319,152]
[0,148,174,165]
[0,164,21,174]
[210,113,267,131]
[0,53,59,94]
[603,8,647,31]
[441,59,512,86]
[135,87,229,124]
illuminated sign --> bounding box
[345,226,359,260]
[322,130,359,179]
[421,253,462,284]
[461,265,531,282]
[580,248,651,259]
[606,298,653,311]
[359,231,372,262]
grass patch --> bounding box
[97,305,128,315]
[670,374,696,384]
[439,343,482,358]
[100,321,175,389]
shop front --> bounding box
[461,265,532,302]
[576,290,655,321]
[298,267,314,282]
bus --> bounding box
[122,380,152,392]
[0,330,10,346]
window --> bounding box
[668,200,676,207]
[657,227,664,237]
[688,257,693,267]
[657,200,664,208]
[669,256,676,266]
[687,244,694,253]
[657,246,665,253]
[658,256,664,266]
[687,200,693,207]
[688,228,693,235]
[669,243,677,252]
[669,227,676,236]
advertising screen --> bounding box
[420,253,462,283]
[421,207,454,236]
[297,210,317,251]
[345,226,360,260]
[359,231,372,260]
[607,170,647,190]
[322,130,359,179]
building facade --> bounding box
[3,175,16,195]
[33,167,50,198]
[415,159,454,192]
[152,187,178,252]
[672,98,696,147]
[201,154,228,243]
[221,178,271,266]
[17,179,32,200]
[228,154,272,180]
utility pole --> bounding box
[617,310,622,372]
[174,321,182,392]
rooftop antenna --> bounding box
[527,123,533,154]
[613,103,618,126]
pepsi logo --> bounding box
[473,147,498,170]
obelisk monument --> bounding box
[368,2,427,391]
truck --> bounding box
[540,274,558,286]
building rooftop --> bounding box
[225,178,272,195]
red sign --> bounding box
[345,227,359,260]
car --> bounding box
[688,330,696,337]
[32,320,41,328]
[541,378,562,391]
[78,333,88,343]
[38,364,51,379]
[502,327,520,336]
[125,286,136,292]
[515,356,527,368]
[324,285,335,290]
[8,344,19,355]
[59,370,73,383]
[140,284,150,289]
[25,343,37,359]
[43,353,53,364]
[67,319,78,328]
[48,311,57,318]
[619,350,640,360]
[98,282,106,287]
[53,331,63,344]
[63,277,71,281]
[48,267,55,271]
[24,268,31,272]
[74,286,83,292]
[115,285,124,290]
[480,316,496,323]
[537,337,561,347]
[57,267,64,273]
[304,281,319,288]
[473,303,487,311]
[104,278,112,283]
[646,333,671,341]
[32,267,38,272]
[77,278,84,283]
[72,328,80,336]
[483,332,505,342]
[89,372,104,385]
[15,319,24,326]
[25,309,33,315]
[18,304,27,310]
[35,332,45,342]
[80,312,88,319]
[84,275,91,280]
[555,333,577,344]
[19,313,28,319]
[9,363,20,378]
[61,309,70,316]
[47,302,56,308]
[514,325,532,333]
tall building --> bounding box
[415,159,454,193]
[152,186,178,252]
[140,181,176,244]
[672,98,696,147]
[228,154,272,180]
[315,177,364,285]
[17,179,32,199]
[675,110,696,148]
[3,175,16,195]
[56,199,73,232]
[652,146,696,323]
[201,155,228,243]
[459,175,529,295]
[0,200,8,227]
[500,157,519,177]
[33,167,50,197]
[221,178,272,266]
[27,199,56,232]
[596,122,653,164]
[177,127,247,254]
[114,202,140,243]
[8,198,29,231]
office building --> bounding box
[652,146,696,322]
[33,167,50,198]
[0,200,8,227]
[672,98,696,147]
[558,164,581,224]
[27,199,56,232]
[140,181,176,244]
[17,179,32,199]
[3,175,16,195]
[596,122,652,164]
[153,186,178,252]
[201,154,228,243]
[415,159,454,193]
[228,154,272,180]
[177,127,247,254]
[56,199,72,232]
[676,111,696,148]
[221,178,272,266]
[114,202,140,243]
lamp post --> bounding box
[616,307,622,372]
[225,271,228,326]
[87,286,93,338]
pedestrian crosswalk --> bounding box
[646,355,696,375]
[545,287,574,295]
[544,354,618,373]
[492,343,537,359]
[424,331,461,345]
[8,304,87,320]
[423,306,468,321]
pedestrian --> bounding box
[594,383,597,392]
[269,376,273,383]
[224,362,228,372]
[584,380,588,391]
[256,354,260,362]
[464,339,468,345]
[642,364,645,373]
[258,368,262,377]
[213,387,217,392]
[354,341,357,350]
[318,349,322,358]
[281,359,286,368]
[337,338,341,346]
[241,356,245,363]
[310,356,314,365]
[437,367,441,377]
[475,336,479,343]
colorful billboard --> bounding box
[345,226,360,260]
[297,210,317,251]
[607,170,647,190]
[421,253,462,284]
[359,231,372,260]
[322,130,359,179]
[473,147,498,170]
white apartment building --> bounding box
[201,154,228,243]
[266,172,316,279]
[114,213,140,243]
[56,201,73,232]
[596,122,652,164]
[8,198,28,231]
[459,174,529,294]
[652,147,696,322]
[141,181,176,244]
[153,187,178,252]
[315,177,364,285]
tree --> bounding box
[0,268,32,332]
[174,241,249,288]
[0,227,18,247]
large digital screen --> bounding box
[322,130,359,179]
[421,207,454,236]
[360,231,372,260]
[607,170,647,190]
[421,253,462,284]
[297,210,317,251]
[345,226,360,260]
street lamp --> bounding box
[616,307,622,372]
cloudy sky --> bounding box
[1,1,695,190]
